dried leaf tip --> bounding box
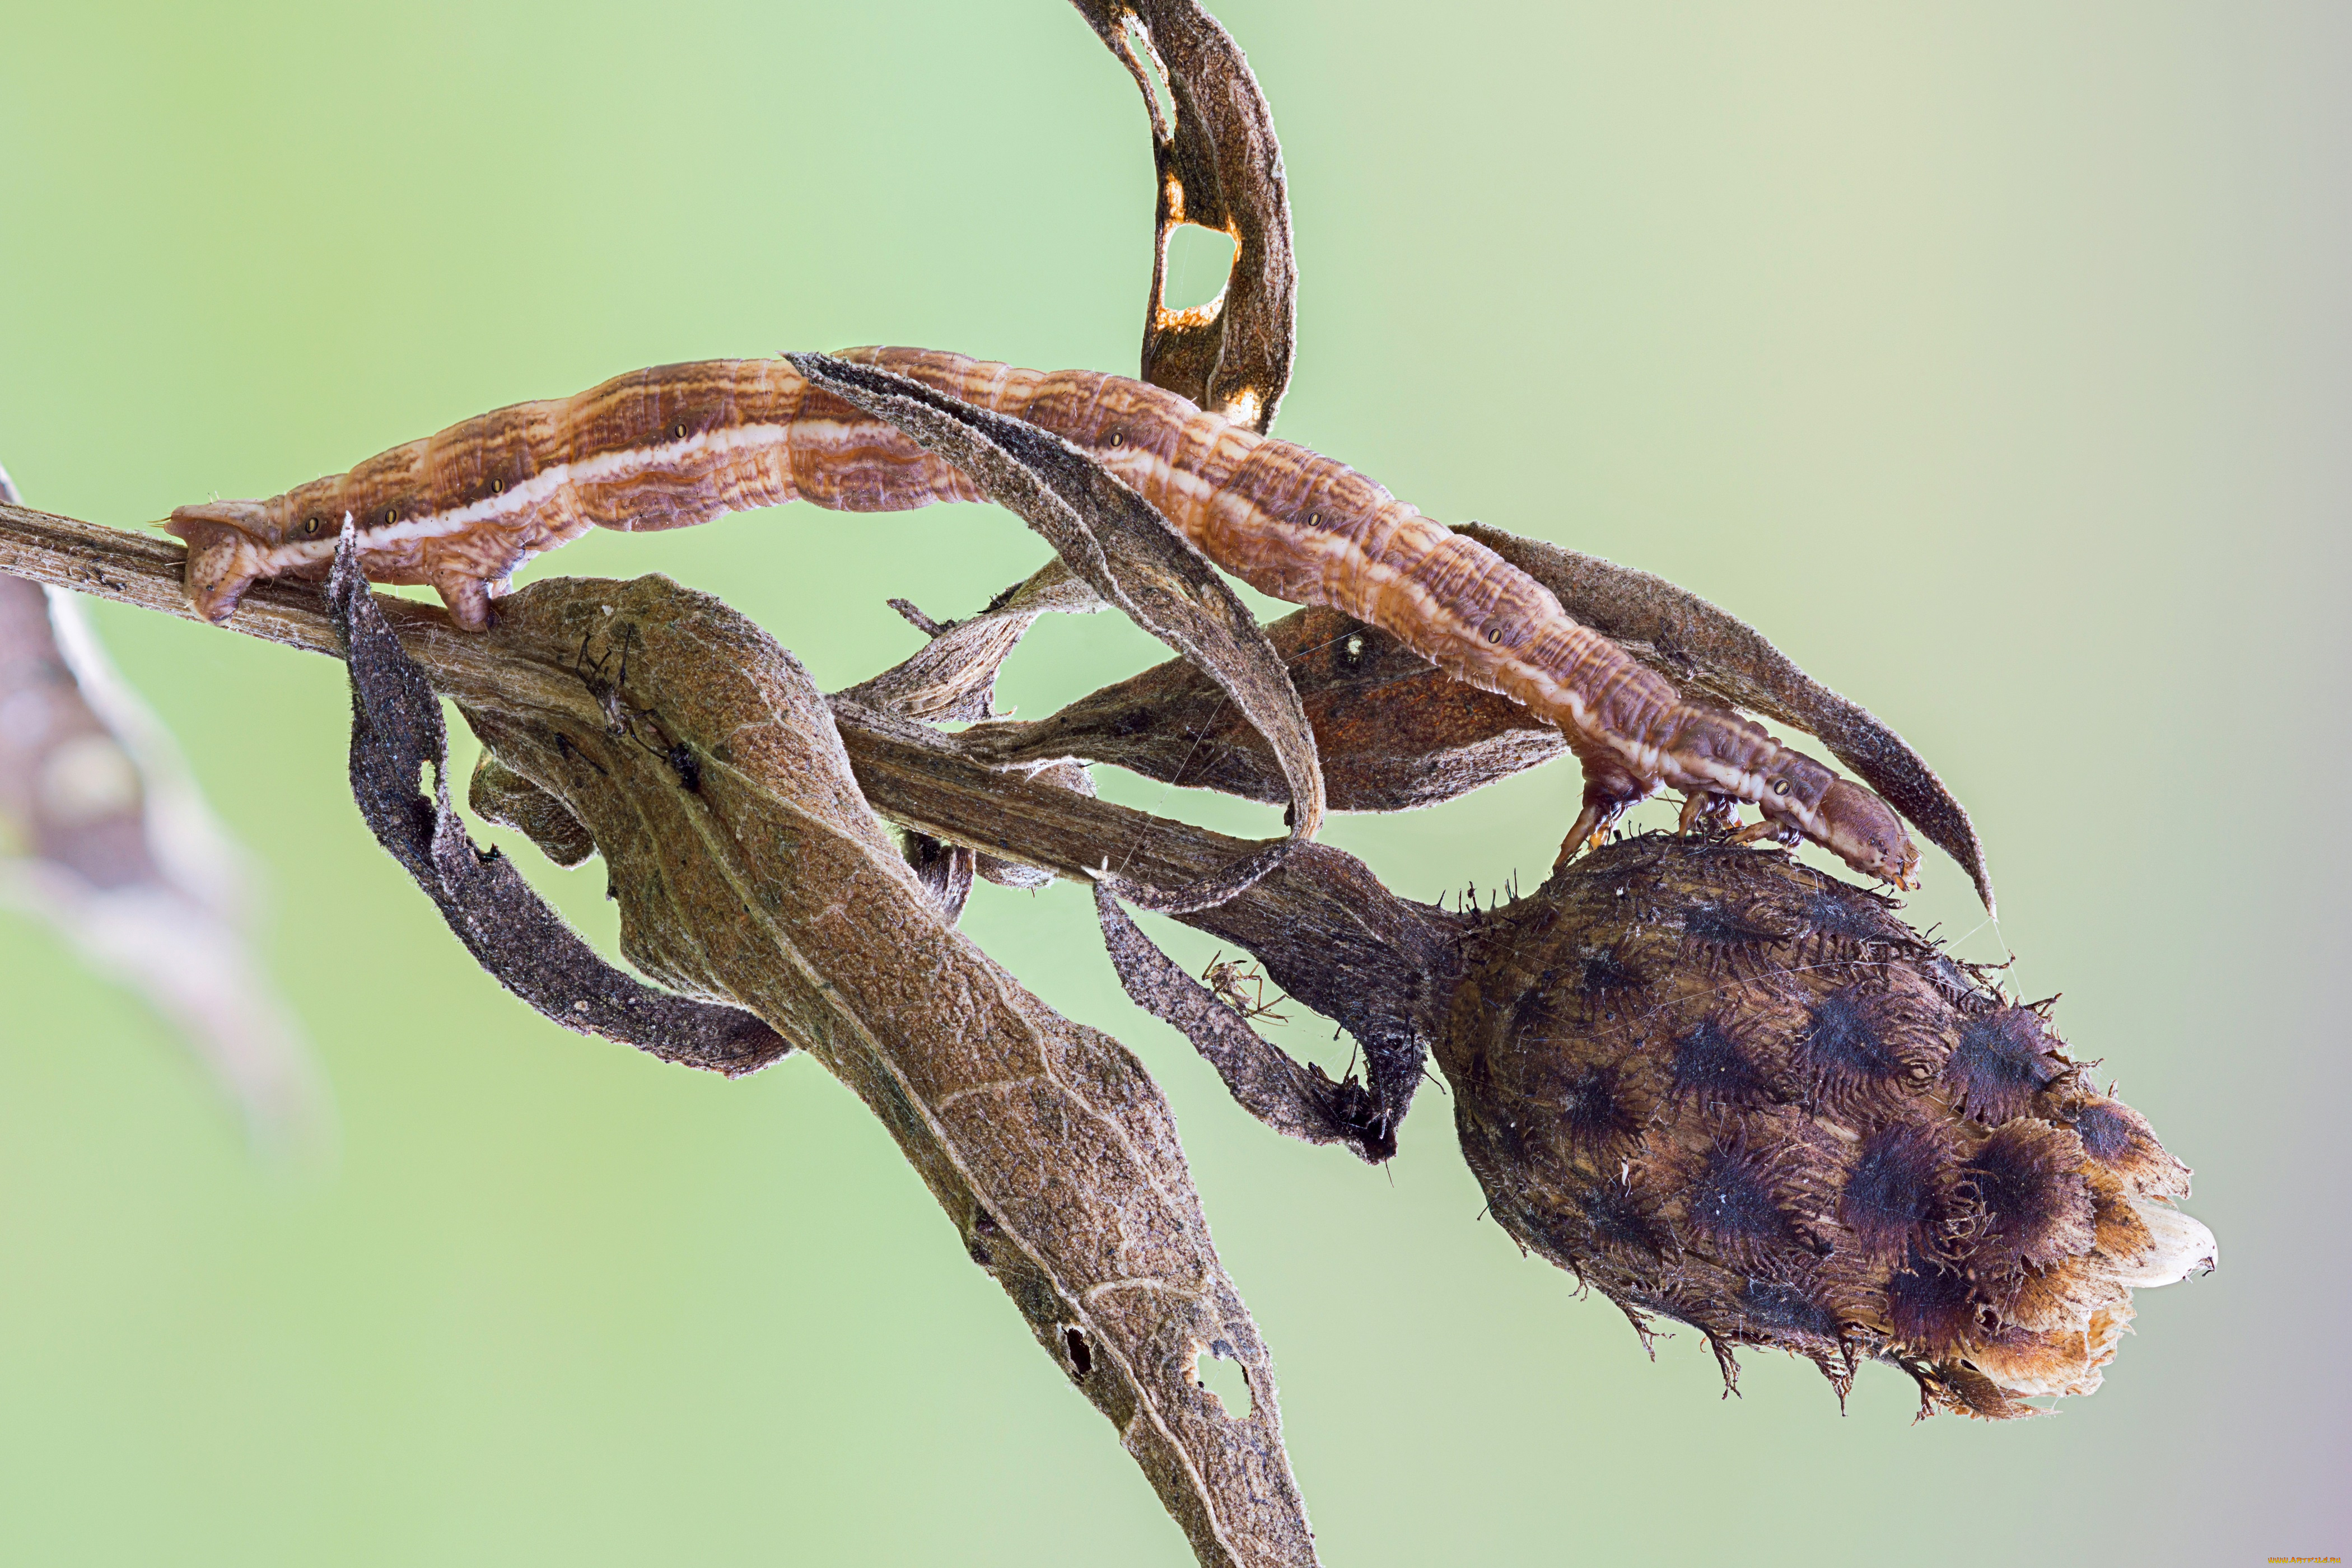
[1071,0,1297,432]
[325,527,789,1076]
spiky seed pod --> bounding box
[1441,833,2216,1419]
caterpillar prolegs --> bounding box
[165,348,1921,889]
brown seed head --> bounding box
[1440,833,2215,1418]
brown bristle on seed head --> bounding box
[1840,1122,1958,1263]
[1438,833,2215,1419]
[1945,1006,2066,1124]
[1681,1131,1805,1264]
[1668,1016,1776,1107]
[1965,1121,2097,1270]
[1790,978,1945,1118]
[1557,1062,1641,1156]
[1738,1275,1843,1342]
[2066,1096,2194,1200]
[1886,1243,1983,1356]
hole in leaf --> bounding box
[1193,1342,1253,1418]
[1163,223,1237,312]
[1064,1326,1093,1378]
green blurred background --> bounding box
[2,2,2342,1561]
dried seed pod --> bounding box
[1441,833,2215,1418]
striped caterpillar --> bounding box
[166,348,1921,888]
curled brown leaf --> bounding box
[326,529,789,1076]
[7,502,2162,1436]
[3,467,1378,1568]
[446,570,1321,1567]
[836,557,1102,724]
[790,352,1323,913]
[967,603,1569,811]
[832,558,1107,909]
[1069,0,1296,431]
[469,752,596,868]
[1,495,1452,1137]
[834,696,1450,1134]
[1096,883,1389,1161]
[3,478,1474,1144]
[1459,523,1996,912]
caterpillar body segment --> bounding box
[165,349,1921,889]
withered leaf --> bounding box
[2,463,1345,1564]
[1095,884,1389,1161]
[326,529,788,1076]
[1459,523,1996,912]
[791,352,1322,913]
[836,556,1102,724]
[0,433,1460,1150]
[830,700,1453,1136]
[834,556,1105,907]
[0,463,323,1147]
[902,830,976,925]
[834,560,1099,919]
[1070,0,1296,431]
[469,752,596,868]
[968,604,1569,811]
[447,571,1321,1567]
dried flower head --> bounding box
[1443,833,2215,1418]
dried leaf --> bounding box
[902,831,976,925]
[836,557,1102,724]
[0,489,2207,1445]
[967,525,1990,912]
[1096,884,1388,1161]
[1459,523,1996,912]
[834,557,1106,912]
[829,698,1453,1136]
[1070,0,1296,431]
[325,529,788,1076]
[968,604,1568,811]
[0,464,325,1149]
[446,570,1322,1567]
[469,752,597,868]
[791,352,1322,913]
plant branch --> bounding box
[0,502,1456,1137]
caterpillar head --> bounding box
[1817,777,1921,890]
[164,499,277,623]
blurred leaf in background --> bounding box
[0,466,324,1150]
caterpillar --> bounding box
[165,348,1920,888]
